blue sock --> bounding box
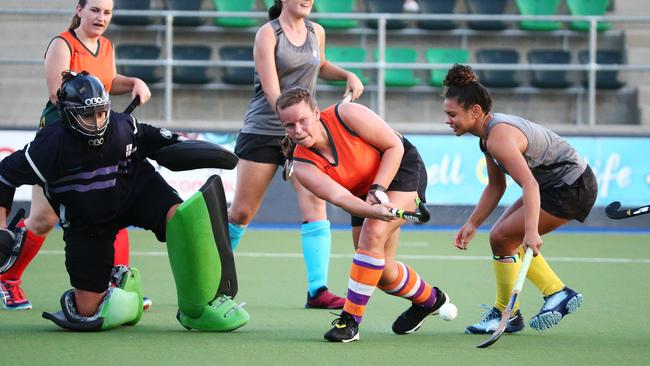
[229,222,246,251]
[301,220,331,297]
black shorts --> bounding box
[64,170,182,292]
[234,132,286,165]
[540,165,598,223]
[351,138,427,227]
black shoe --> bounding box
[324,312,360,342]
[392,287,448,335]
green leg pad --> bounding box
[166,175,238,319]
[100,267,143,330]
[177,294,250,332]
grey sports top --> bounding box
[481,113,587,190]
[241,18,320,136]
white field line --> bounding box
[38,250,650,264]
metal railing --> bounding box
[2,8,650,126]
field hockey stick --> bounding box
[388,198,430,224]
[0,208,26,274]
[123,95,141,114]
[342,91,352,103]
[605,201,650,220]
[477,247,534,349]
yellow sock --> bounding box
[518,246,565,297]
[493,257,522,312]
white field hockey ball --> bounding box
[439,302,458,321]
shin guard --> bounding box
[42,266,143,331]
[166,175,248,332]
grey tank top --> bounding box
[481,113,587,190]
[241,19,320,136]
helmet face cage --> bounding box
[65,102,111,138]
[57,71,111,146]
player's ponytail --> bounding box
[69,0,88,30]
[443,64,492,112]
[268,0,282,20]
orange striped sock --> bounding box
[378,262,438,308]
[343,249,385,324]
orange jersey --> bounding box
[293,104,381,197]
[49,30,115,92]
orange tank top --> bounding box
[293,104,381,197]
[50,30,115,92]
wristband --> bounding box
[369,184,387,193]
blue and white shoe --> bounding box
[530,287,583,331]
[464,305,525,335]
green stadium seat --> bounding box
[475,49,520,88]
[166,0,204,27]
[364,0,408,30]
[567,0,612,31]
[314,0,358,30]
[213,0,258,28]
[375,48,420,87]
[425,48,469,87]
[112,0,155,26]
[173,45,214,84]
[578,49,625,89]
[417,0,458,30]
[116,44,162,84]
[324,47,369,86]
[219,46,255,85]
[465,0,509,31]
[515,0,562,31]
[527,49,572,88]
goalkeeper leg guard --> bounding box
[42,266,143,331]
[166,175,249,332]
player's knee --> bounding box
[24,214,57,235]
[488,227,515,254]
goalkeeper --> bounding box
[0,71,248,331]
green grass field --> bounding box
[1,229,649,365]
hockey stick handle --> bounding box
[388,206,429,223]
[342,92,352,103]
[123,95,141,114]
[514,247,534,292]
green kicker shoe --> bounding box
[177,294,249,332]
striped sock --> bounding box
[378,262,438,308]
[343,249,385,324]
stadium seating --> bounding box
[425,48,470,87]
[527,49,572,88]
[324,47,369,85]
[212,0,258,28]
[375,48,420,87]
[417,0,458,30]
[578,49,625,89]
[219,46,255,85]
[112,0,155,26]
[167,0,204,27]
[475,49,520,88]
[172,45,214,84]
[116,44,162,84]
[314,0,358,30]
[515,0,562,31]
[263,0,275,10]
[567,0,612,31]
[363,0,408,30]
[464,0,509,31]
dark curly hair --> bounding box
[443,64,492,112]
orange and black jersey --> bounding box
[47,30,115,92]
[292,104,382,197]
